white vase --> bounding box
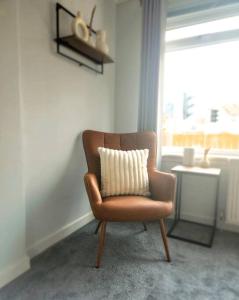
[87,35,95,47]
[96,30,109,54]
[72,11,89,42]
[183,147,195,167]
[200,158,210,168]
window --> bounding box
[162,16,239,152]
[166,16,239,42]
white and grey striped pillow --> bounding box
[98,147,150,197]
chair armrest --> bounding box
[149,170,176,202]
[84,173,102,213]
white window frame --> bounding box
[167,2,239,30]
[163,5,239,157]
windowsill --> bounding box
[162,147,239,160]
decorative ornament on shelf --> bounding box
[96,30,109,54]
[200,147,211,168]
[72,11,89,42]
[87,5,96,47]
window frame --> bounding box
[162,9,239,156]
[167,2,239,30]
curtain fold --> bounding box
[138,0,167,133]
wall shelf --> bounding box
[55,3,114,74]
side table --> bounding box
[168,165,221,247]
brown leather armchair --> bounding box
[83,130,176,268]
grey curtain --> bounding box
[138,0,167,132]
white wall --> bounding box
[114,0,141,132]
[0,0,29,288]
[0,0,116,287]
[17,0,115,252]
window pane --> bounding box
[162,40,239,150]
[166,16,239,42]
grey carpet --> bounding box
[0,220,239,300]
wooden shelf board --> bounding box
[56,35,114,65]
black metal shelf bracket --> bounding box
[55,3,104,74]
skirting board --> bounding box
[222,222,239,234]
[168,212,213,226]
[0,256,30,290]
[168,213,239,233]
[28,211,95,258]
[179,212,213,225]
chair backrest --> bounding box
[82,130,157,183]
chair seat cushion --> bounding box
[97,196,173,221]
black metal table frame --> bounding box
[167,169,220,247]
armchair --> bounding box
[83,130,176,268]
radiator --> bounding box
[226,159,239,225]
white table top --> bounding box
[171,165,221,176]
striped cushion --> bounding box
[98,147,150,197]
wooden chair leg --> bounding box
[96,221,107,268]
[143,222,147,231]
[94,221,102,234]
[159,219,171,262]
